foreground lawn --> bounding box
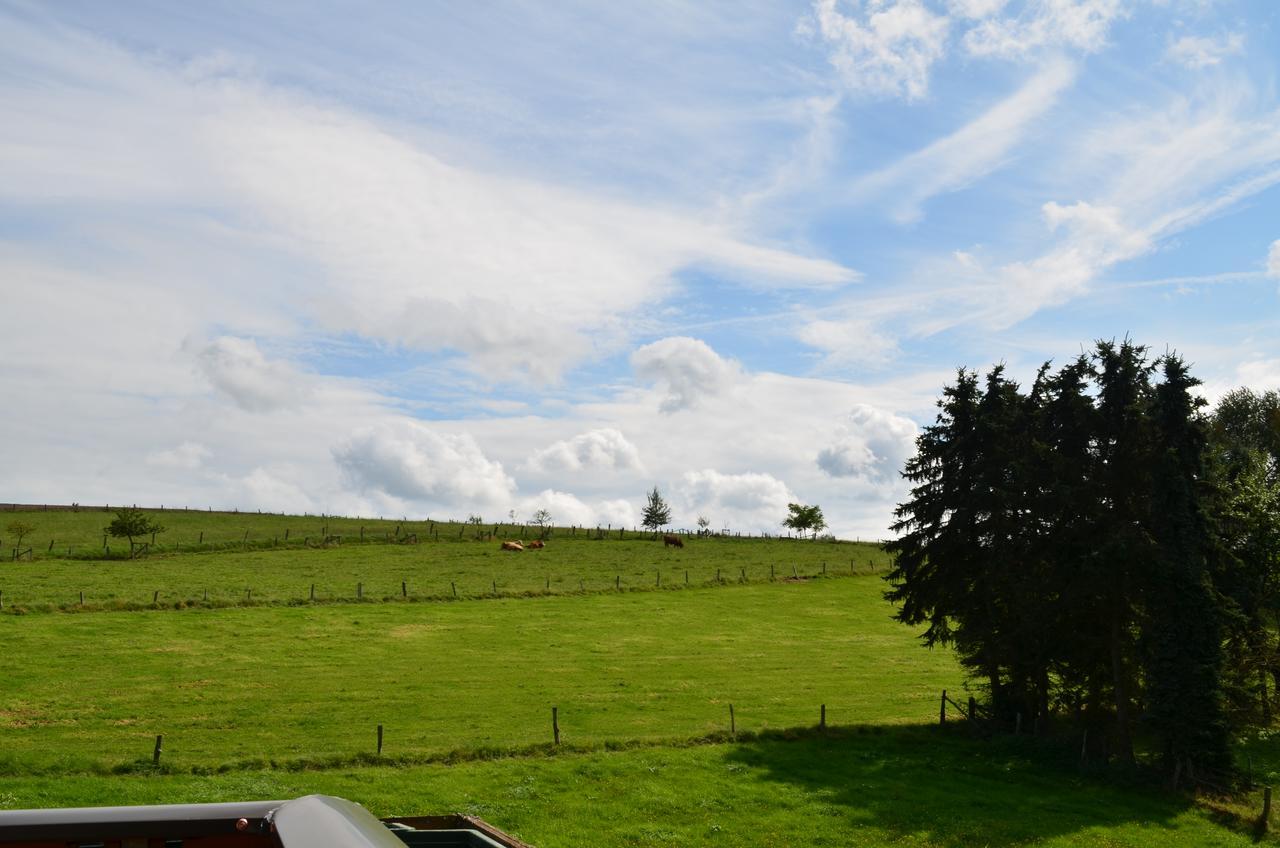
[0,579,957,772]
[0,531,884,611]
[0,729,1258,847]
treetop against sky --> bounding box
[1,1,1277,538]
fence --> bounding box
[0,557,890,613]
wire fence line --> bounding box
[0,559,887,614]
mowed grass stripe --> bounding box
[0,578,957,772]
[0,536,886,613]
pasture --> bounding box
[0,507,1275,846]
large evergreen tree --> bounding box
[885,341,1254,780]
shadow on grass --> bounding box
[723,724,1213,848]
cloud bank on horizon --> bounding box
[1,0,1278,538]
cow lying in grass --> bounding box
[663,534,683,548]
[527,540,545,549]
[501,541,524,551]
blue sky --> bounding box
[2,0,1278,537]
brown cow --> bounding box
[501,541,524,551]
[527,540,545,549]
[663,534,684,548]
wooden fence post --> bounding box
[552,706,560,745]
[153,734,163,765]
[940,690,946,725]
[377,724,384,755]
[729,704,736,738]
[402,580,407,598]
[1262,787,1272,834]
[820,704,826,730]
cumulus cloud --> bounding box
[1267,240,1280,278]
[146,441,211,470]
[677,469,797,531]
[195,337,306,413]
[632,337,741,413]
[332,420,515,509]
[816,405,919,482]
[525,428,644,474]
[1165,33,1244,70]
[802,0,950,100]
[516,489,639,529]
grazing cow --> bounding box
[527,540,545,549]
[501,541,524,551]
[663,534,684,548]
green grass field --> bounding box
[0,578,955,771]
[1,508,884,610]
[1,507,1276,846]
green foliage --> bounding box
[641,486,671,531]
[885,340,1238,780]
[104,507,165,553]
[4,520,35,550]
[782,503,826,539]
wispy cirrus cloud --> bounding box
[850,57,1076,222]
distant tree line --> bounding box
[886,339,1280,786]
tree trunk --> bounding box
[1110,607,1135,764]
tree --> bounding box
[641,487,671,532]
[531,508,553,539]
[105,508,165,558]
[6,520,35,555]
[697,515,711,536]
[885,340,1243,778]
[783,503,826,539]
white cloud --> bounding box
[1267,240,1280,278]
[946,0,1010,17]
[799,317,900,367]
[816,405,919,481]
[332,420,515,509]
[0,15,857,386]
[516,489,639,530]
[852,58,1076,222]
[1165,33,1244,70]
[525,428,644,474]
[632,337,741,413]
[803,0,951,100]
[194,337,307,413]
[1235,359,1280,392]
[237,468,316,514]
[963,0,1125,58]
[677,469,797,532]
[146,441,212,470]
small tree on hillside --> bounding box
[531,508,553,539]
[641,487,672,533]
[105,507,165,558]
[783,503,827,539]
[6,520,35,556]
[697,515,711,536]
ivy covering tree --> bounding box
[885,340,1261,785]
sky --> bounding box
[2,0,1278,539]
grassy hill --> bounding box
[0,506,1273,846]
